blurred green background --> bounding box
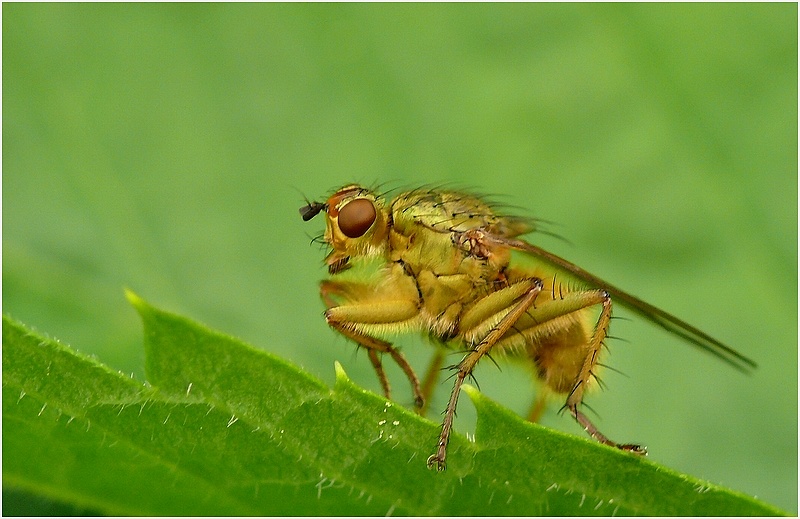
[3,3,796,513]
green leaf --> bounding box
[2,296,787,516]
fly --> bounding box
[300,184,756,470]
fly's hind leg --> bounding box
[513,285,646,455]
[562,289,647,455]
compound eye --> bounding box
[338,198,376,238]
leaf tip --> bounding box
[124,288,145,310]
[333,361,350,383]
[124,290,158,322]
[462,383,479,399]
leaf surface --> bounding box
[1,295,785,515]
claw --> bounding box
[426,454,446,471]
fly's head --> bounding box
[300,184,389,274]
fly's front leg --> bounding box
[427,278,544,471]
[326,317,423,409]
[563,289,647,455]
[322,280,424,410]
[364,349,390,401]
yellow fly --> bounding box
[300,184,756,471]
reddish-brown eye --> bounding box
[338,198,376,238]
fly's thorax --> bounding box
[389,189,511,278]
[390,189,501,235]
[388,224,464,275]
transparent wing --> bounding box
[489,234,757,372]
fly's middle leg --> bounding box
[427,278,544,471]
[419,349,445,416]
